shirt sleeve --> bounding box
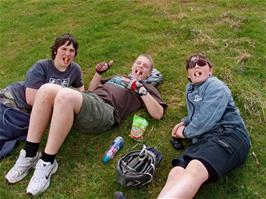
[183,82,230,139]
[24,62,47,89]
[181,116,190,126]
[71,64,84,88]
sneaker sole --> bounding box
[5,153,41,184]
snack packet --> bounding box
[130,115,149,142]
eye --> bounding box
[69,49,75,53]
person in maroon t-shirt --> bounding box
[5,54,167,196]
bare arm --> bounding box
[88,61,111,91]
[88,72,102,91]
[141,91,164,120]
[126,79,164,120]
[25,87,38,106]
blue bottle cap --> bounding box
[102,155,110,164]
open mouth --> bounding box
[194,71,202,77]
[63,57,70,63]
[135,69,143,76]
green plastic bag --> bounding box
[130,115,148,142]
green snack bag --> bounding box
[130,115,149,142]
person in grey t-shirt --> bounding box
[0,33,84,159]
[1,33,84,113]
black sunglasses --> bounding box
[187,59,208,69]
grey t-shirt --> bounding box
[7,59,83,111]
[91,76,167,124]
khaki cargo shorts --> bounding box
[73,93,115,134]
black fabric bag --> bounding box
[0,103,30,159]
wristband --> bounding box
[138,86,148,96]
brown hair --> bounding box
[50,33,78,59]
[186,53,213,70]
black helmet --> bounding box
[116,145,163,188]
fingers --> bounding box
[177,126,185,138]
[176,121,184,128]
[172,123,185,138]
[171,124,179,138]
[96,62,109,74]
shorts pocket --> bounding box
[214,139,234,154]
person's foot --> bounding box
[26,159,58,196]
[114,191,127,199]
[5,149,41,184]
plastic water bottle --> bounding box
[102,136,124,164]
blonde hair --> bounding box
[138,54,154,70]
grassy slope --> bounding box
[0,0,265,198]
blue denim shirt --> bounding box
[182,76,250,145]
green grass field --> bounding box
[0,0,265,198]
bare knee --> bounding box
[36,84,62,104]
[185,159,209,183]
[54,88,83,113]
[167,166,185,181]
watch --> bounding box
[138,86,148,96]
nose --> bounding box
[65,50,71,56]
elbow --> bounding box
[87,86,94,92]
[151,109,164,120]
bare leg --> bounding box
[158,166,185,198]
[27,84,63,143]
[44,88,83,155]
[157,160,209,199]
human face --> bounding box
[53,42,76,71]
[187,57,212,84]
[131,56,152,81]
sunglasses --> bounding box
[187,59,208,69]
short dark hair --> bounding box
[186,53,213,70]
[50,33,78,59]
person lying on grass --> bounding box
[0,33,84,159]
[158,53,250,199]
[6,54,167,196]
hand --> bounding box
[96,60,113,74]
[171,122,185,138]
[127,79,143,94]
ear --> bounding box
[187,72,191,79]
[209,67,213,76]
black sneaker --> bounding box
[170,137,184,150]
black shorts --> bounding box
[172,127,250,183]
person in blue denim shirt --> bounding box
[158,53,250,199]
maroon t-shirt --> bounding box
[91,76,167,124]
